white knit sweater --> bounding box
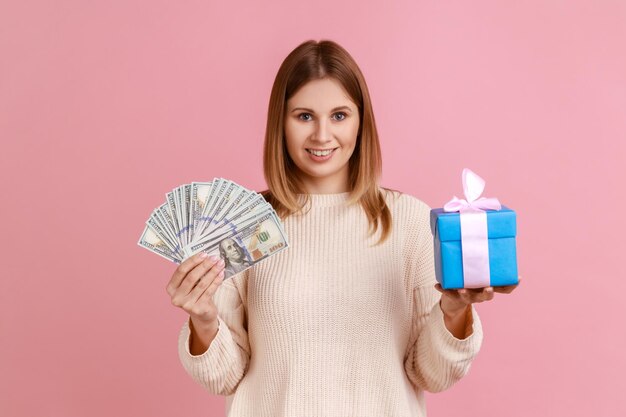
[178,189,483,417]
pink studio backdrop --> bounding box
[1,1,624,416]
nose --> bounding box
[312,119,332,144]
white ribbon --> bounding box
[443,169,501,288]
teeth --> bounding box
[307,149,334,156]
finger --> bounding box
[180,256,222,295]
[167,252,209,294]
[179,260,223,311]
[453,288,470,300]
[196,269,225,303]
[192,271,225,315]
[493,283,519,294]
[471,287,494,302]
[453,288,473,305]
[481,286,495,302]
[187,261,225,303]
[172,257,220,307]
[435,284,464,299]
[467,287,493,303]
[438,288,462,302]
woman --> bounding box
[166,39,517,416]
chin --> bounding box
[303,165,346,179]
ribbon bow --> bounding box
[444,168,501,213]
[442,168,501,288]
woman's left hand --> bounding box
[434,278,521,338]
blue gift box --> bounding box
[430,206,519,289]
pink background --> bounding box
[1,1,625,416]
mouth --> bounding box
[305,148,338,157]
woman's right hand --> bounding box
[166,252,226,326]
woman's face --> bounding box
[284,77,360,194]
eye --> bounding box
[298,113,312,121]
[333,112,347,121]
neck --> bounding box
[298,169,350,194]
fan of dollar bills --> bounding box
[138,178,289,279]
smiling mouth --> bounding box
[306,148,337,156]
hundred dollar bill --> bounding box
[191,181,213,241]
[201,187,250,237]
[183,184,192,246]
[139,179,289,274]
[138,224,183,264]
[188,202,275,252]
[199,190,261,239]
[185,207,279,255]
[175,185,186,246]
[183,211,289,279]
[202,181,238,235]
[156,203,178,245]
[196,178,226,237]
[165,190,182,246]
[147,212,183,257]
[175,185,187,245]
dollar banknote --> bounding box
[183,211,289,279]
[138,224,182,264]
[138,178,289,279]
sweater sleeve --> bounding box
[402,197,484,393]
[177,269,251,396]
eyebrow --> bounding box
[290,106,353,113]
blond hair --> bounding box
[262,39,394,245]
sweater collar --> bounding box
[296,192,352,208]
